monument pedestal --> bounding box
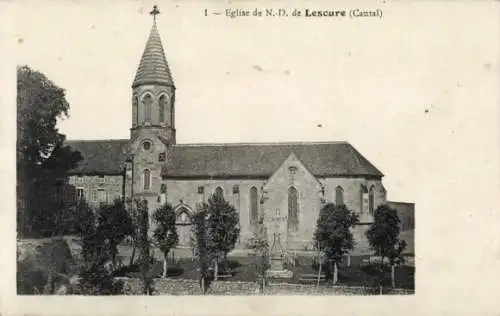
[265,230,293,279]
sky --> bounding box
[6,1,499,205]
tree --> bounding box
[17,65,82,237]
[205,192,240,280]
[152,203,179,278]
[125,198,140,266]
[97,199,134,268]
[60,198,95,237]
[366,204,407,290]
[313,203,359,285]
[75,209,124,295]
[191,206,213,294]
[136,199,154,295]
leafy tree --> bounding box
[77,220,124,295]
[125,198,140,266]
[152,203,179,278]
[97,199,134,268]
[246,217,270,292]
[205,192,240,280]
[366,204,407,289]
[136,199,154,295]
[17,65,82,237]
[76,199,96,238]
[191,206,213,294]
[313,203,359,284]
[60,198,95,237]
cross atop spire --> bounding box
[132,5,174,88]
[150,5,160,21]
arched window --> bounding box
[215,186,224,198]
[361,185,368,214]
[288,186,299,231]
[142,94,152,123]
[133,96,139,125]
[176,207,191,225]
[335,186,344,205]
[159,95,166,123]
[143,169,151,191]
[369,186,375,216]
[250,186,259,225]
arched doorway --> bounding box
[175,206,192,248]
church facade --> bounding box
[64,16,389,253]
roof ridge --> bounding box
[173,141,350,147]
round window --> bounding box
[142,141,152,151]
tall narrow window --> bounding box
[369,186,375,216]
[361,185,368,214]
[170,102,174,127]
[97,189,106,203]
[288,186,299,231]
[250,186,259,226]
[215,186,224,198]
[335,186,344,205]
[133,96,139,125]
[76,188,84,200]
[160,184,167,204]
[159,95,166,123]
[142,94,152,123]
[143,169,151,191]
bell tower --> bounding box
[124,5,175,216]
[131,5,176,144]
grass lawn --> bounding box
[113,254,414,290]
[49,234,416,290]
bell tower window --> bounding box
[133,96,139,126]
[142,94,152,124]
[159,95,167,123]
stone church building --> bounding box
[63,15,391,253]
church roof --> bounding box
[162,142,384,179]
[65,139,129,175]
[65,140,383,178]
[132,21,174,88]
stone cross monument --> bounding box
[265,208,293,278]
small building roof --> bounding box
[65,139,129,175]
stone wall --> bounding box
[68,174,124,207]
[387,201,415,231]
[121,278,259,295]
[120,278,413,295]
[162,171,386,252]
[163,178,267,247]
[262,153,322,251]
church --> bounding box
[63,8,392,253]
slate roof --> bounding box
[65,140,383,178]
[162,142,383,179]
[65,139,129,175]
[132,21,174,88]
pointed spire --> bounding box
[132,7,174,88]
